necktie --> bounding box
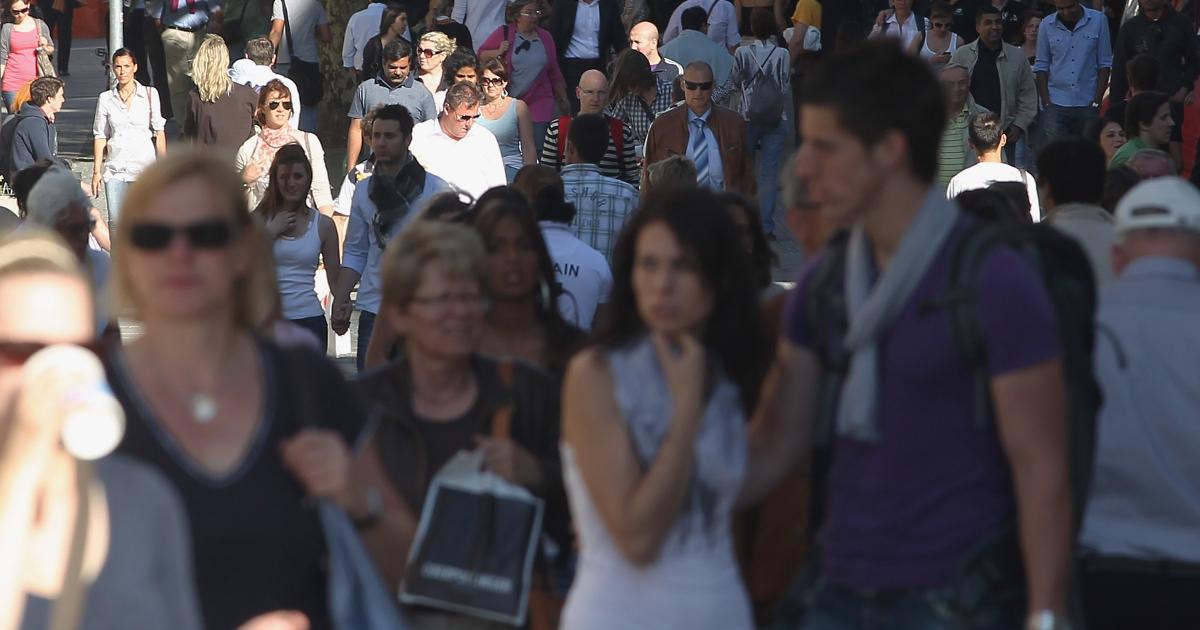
[689,118,710,188]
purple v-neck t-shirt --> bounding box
[784,217,1061,590]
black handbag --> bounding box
[280,0,323,105]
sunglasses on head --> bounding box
[683,80,713,91]
[0,340,102,366]
[129,219,235,251]
[268,100,293,111]
[419,48,441,58]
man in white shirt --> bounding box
[453,0,509,54]
[343,0,412,80]
[228,37,302,127]
[662,0,739,52]
[536,175,613,331]
[408,81,507,199]
[268,0,332,132]
[561,113,639,262]
[330,104,449,370]
[630,21,684,83]
[946,111,1041,220]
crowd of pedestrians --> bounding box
[2,0,1200,629]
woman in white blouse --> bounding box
[869,0,929,57]
[234,79,334,216]
[90,48,166,231]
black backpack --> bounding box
[803,219,1101,599]
[0,114,26,184]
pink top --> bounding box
[479,25,564,123]
[3,26,37,93]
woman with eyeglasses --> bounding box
[353,220,567,615]
[235,79,335,216]
[433,47,481,109]
[0,0,52,111]
[184,35,258,160]
[254,144,341,351]
[0,231,203,630]
[416,31,456,95]
[360,4,411,84]
[478,0,570,149]
[105,151,378,630]
[476,57,536,182]
[921,2,960,69]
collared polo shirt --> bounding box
[348,74,439,124]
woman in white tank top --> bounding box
[922,5,960,70]
[255,144,341,350]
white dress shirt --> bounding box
[663,0,740,50]
[452,0,510,54]
[92,82,166,182]
[565,0,602,59]
[408,118,508,199]
[869,11,929,52]
[343,2,385,70]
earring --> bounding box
[539,280,553,308]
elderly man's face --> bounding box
[941,68,970,112]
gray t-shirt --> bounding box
[508,33,548,100]
[348,75,438,124]
[272,0,329,63]
[19,455,202,630]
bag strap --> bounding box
[490,360,515,440]
[750,44,779,84]
[47,460,96,630]
[279,0,296,62]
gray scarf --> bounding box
[837,189,959,442]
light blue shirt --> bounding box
[149,0,221,30]
[1033,6,1112,107]
[1080,256,1200,563]
[687,108,724,191]
[343,170,449,314]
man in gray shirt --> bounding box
[1079,176,1200,630]
[346,38,437,171]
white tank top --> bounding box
[273,209,324,320]
[921,32,960,68]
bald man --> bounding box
[539,69,640,185]
[643,62,753,195]
[630,21,685,83]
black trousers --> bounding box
[1082,561,1200,630]
[560,56,603,114]
[43,2,75,73]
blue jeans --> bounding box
[290,315,328,353]
[802,580,1023,630]
[1041,104,1097,143]
[3,90,16,112]
[298,101,319,134]
[355,309,376,372]
[746,119,787,235]
[104,179,130,232]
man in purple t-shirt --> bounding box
[757,40,1073,629]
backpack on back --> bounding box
[803,219,1101,595]
[745,45,786,125]
[0,114,25,184]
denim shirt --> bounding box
[1033,6,1112,107]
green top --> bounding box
[938,104,972,185]
[1109,136,1148,169]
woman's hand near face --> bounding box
[473,435,543,489]
[279,429,352,504]
[652,332,706,435]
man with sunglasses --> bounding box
[333,104,450,369]
[408,81,506,199]
[950,6,1038,163]
[659,6,735,103]
[642,61,754,195]
[347,38,438,169]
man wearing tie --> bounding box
[642,61,754,196]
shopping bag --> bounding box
[400,450,544,626]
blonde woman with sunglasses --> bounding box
[416,31,455,95]
[234,79,335,216]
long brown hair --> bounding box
[254,143,312,219]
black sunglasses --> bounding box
[683,80,713,91]
[0,340,102,366]
[129,219,235,251]
[455,113,482,122]
[268,100,293,111]
[480,76,505,86]
[11,7,28,14]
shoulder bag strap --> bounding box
[47,460,96,630]
[279,0,295,60]
[490,361,515,440]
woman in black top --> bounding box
[104,151,377,630]
[361,4,411,83]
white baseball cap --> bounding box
[1114,176,1200,234]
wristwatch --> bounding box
[351,486,383,530]
[1027,610,1071,630]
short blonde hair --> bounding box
[381,220,487,310]
[110,150,274,328]
[418,31,456,56]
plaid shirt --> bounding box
[604,76,676,145]
[562,163,640,263]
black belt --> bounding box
[1080,555,1200,578]
[165,24,205,33]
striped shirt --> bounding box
[937,104,972,185]
[540,115,641,186]
[561,163,640,263]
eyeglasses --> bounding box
[932,21,950,28]
[11,7,28,14]
[579,88,608,97]
[129,219,235,251]
[454,113,482,122]
[683,80,713,91]
[419,48,442,58]
[409,292,489,309]
[0,340,102,366]
[480,76,505,86]
[268,100,293,111]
